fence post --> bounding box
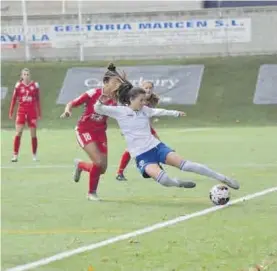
[21,0,31,61]
[78,0,84,61]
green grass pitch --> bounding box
[2,126,277,271]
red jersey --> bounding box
[72,88,115,134]
[9,80,41,117]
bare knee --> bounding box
[96,160,107,174]
[100,164,107,174]
[15,130,23,137]
[15,125,24,137]
[30,128,37,138]
[16,132,23,137]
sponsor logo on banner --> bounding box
[56,65,204,105]
[1,26,51,49]
[1,18,251,49]
[253,64,277,104]
[51,18,251,47]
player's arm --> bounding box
[142,106,186,118]
[35,82,41,118]
[94,95,125,119]
[60,92,90,118]
[9,84,18,119]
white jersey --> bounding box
[94,101,180,157]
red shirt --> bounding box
[72,88,115,134]
[9,81,41,116]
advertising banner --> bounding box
[57,65,205,105]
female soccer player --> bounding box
[116,81,161,181]
[60,63,132,201]
[95,87,240,190]
[9,68,41,162]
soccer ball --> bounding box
[209,184,230,205]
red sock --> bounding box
[31,137,38,155]
[117,151,131,175]
[13,136,21,155]
[89,164,102,193]
[78,161,93,172]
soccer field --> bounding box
[2,126,277,271]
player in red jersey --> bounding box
[116,81,161,181]
[60,63,133,201]
[9,68,41,162]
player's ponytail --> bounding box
[116,81,133,105]
[103,62,120,83]
[103,62,133,103]
[107,62,116,72]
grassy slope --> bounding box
[1,55,277,129]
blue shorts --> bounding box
[135,143,174,178]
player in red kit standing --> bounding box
[116,81,160,181]
[9,68,41,162]
[60,63,133,201]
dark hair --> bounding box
[116,82,133,104]
[123,87,146,105]
[102,63,134,104]
[103,63,119,83]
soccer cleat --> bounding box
[177,179,196,188]
[221,177,240,190]
[73,159,82,182]
[32,155,38,162]
[11,155,18,162]
[116,174,127,181]
[87,192,101,201]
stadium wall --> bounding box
[1,6,277,61]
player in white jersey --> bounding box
[95,86,240,190]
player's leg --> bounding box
[11,114,25,162]
[82,142,107,200]
[29,127,38,161]
[116,149,130,181]
[165,152,240,190]
[144,164,195,188]
[27,113,38,161]
[135,146,195,189]
[75,131,107,200]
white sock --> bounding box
[180,160,226,182]
[156,171,180,187]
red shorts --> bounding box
[16,112,38,128]
[75,129,107,154]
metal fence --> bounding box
[1,3,277,61]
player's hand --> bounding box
[9,114,13,120]
[178,112,186,117]
[38,116,41,120]
[60,111,71,118]
[99,94,110,103]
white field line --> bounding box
[1,162,276,170]
[6,186,277,271]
